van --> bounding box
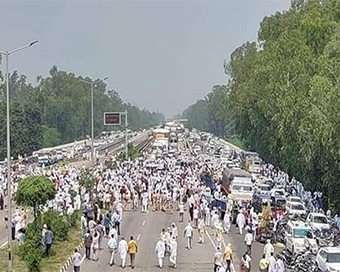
[285,220,317,254]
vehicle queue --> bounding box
[196,130,340,272]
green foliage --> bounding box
[42,211,69,241]
[20,223,43,272]
[183,0,340,212]
[116,143,142,162]
[42,125,61,148]
[182,85,235,137]
[0,66,165,160]
[69,211,81,228]
[14,176,56,220]
[80,169,95,196]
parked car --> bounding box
[286,196,304,204]
[316,247,340,272]
[286,201,307,217]
[284,220,317,254]
[307,213,331,231]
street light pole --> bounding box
[91,82,94,172]
[0,40,38,272]
[125,110,128,160]
[78,77,108,182]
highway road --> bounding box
[67,205,283,272]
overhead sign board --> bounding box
[104,112,121,125]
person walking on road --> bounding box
[104,213,111,238]
[259,254,269,272]
[223,212,231,234]
[214,247,222,272]
[128,236,138,269]
[244,229,253,256]
[236,210,245,235]
[263,239,274,260]
[179,202,184,222]
[268,252,276,272]
[169,236,177,268]
[72,248,82,272]
[241,252,251,272]
[118,237,128,268]
[112,210,121,235]
[183,222,194,250]
[155,238,166,268]
[84,230,92,260]
[81,212,88,237]
[44,226,54,257]
[91,232,100,261]
[198,218,206,244]
[108,234,117,266]
[223,243,233,272]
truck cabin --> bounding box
[221,168,252,194]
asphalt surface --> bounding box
[67,204,284,272]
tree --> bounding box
[42,125,61,147]
[0,65,165,160]
[14,175,56,225]
[182,0,340,212]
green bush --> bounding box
[69,211,80,228]
[20,223,43,272]
[42,211,69,241]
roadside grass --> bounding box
[0,225,81,272]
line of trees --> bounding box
[182,0,340,212]
[0,65,164,160]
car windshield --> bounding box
[292,204,304,210]
[327,253,340,263]
[260,186,270,191]
[275,190,284,196]
[276,199,286,207]
[293,228,311,238]
[243,186,253,192]
[290,198,302,203]
[314,216,327,224]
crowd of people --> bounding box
[0,133,337,272]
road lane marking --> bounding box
[80,254,86,265]
[137,234,141,241]
[0,241,8,249]
[205,229,216,249]
[142,220,146,226]
[146,210,149,215]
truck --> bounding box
[222,169,254,223]
[242,151,262,174]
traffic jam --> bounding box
[188,130,340,272]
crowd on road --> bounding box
[2,132,340,272]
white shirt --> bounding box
[193,209,199,219]
[73,252,81,267]
[184,225,193,238]
[214,251,222,266]
[245,232,253,245]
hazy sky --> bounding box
[0,0,290,116]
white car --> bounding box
[286,201,307,217]
[255,184,272,195]
[317,247,340,272]
[286,196,304,204]
[307,213,331,231]
[285,220,317,254]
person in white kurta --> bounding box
[268,253,276,272]
[236,211,245,235]
[118,237,128,268]
[223,212,231,234]
[169,236,177,268]
[276,257,285,272]
[263,240,274,260]
[155,239,166,268]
